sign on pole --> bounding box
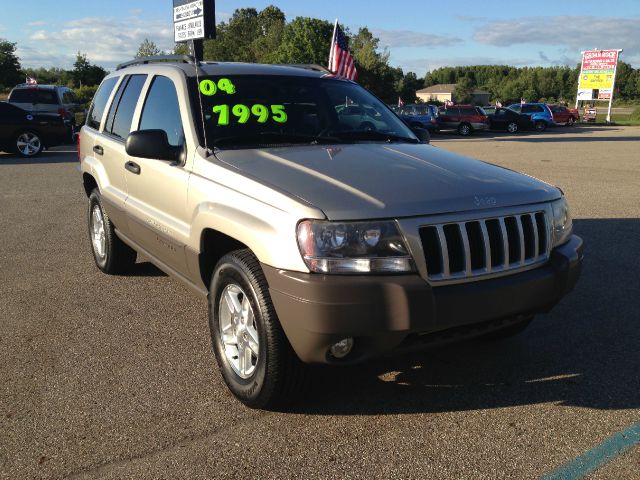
[173,0,215,43]
[575,49,622,123]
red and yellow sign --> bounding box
[578,50,619,91]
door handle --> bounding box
[93,145,103,155]
[125,161,141,175]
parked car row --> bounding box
[0,84,80,157]
[394,102,581,136]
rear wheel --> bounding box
[88,190,137,274]
[458,123,472,136]
[507,122,519,133]
[209,249,305,409]
[15,130,43,157]
[566,117,575,127]
[534,120,547,132]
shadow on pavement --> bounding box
[0,148,77,165]
[291,218,640,415]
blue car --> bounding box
[398,104,439,132]
[507,103,555,131]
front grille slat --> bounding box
[420,210,550,284]
[531,214,540,257]
[516,215,526,265]
[435,225,450,277]
[458,222,472,275]
[498,217,510,266]
[479,221,492,273]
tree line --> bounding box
[425,64,640,105]
[2,5,639,106]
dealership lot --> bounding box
[1,126,639,479]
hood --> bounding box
[215,143,559,220]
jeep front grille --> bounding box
[419,211,549,282]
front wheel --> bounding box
[534,120,547,132]
[458,123,472,136]
[15,130,43,157]
[88,190,137,274]
[566,117,575,127]
[507,122,519,133]
[209,249,305,409]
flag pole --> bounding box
[328,18,338,72]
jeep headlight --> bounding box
[551,197,573,247]
[296,220,414,274]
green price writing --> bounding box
[211,104,288,126]
[199,78,236,96]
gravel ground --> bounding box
[1,125,639,479]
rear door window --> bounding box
[86,77,119,130]
[35,90,59,105]
[459,107,477,116]
[106,74,147,141]
[138,76,184,147]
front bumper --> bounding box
[264,235,583,364]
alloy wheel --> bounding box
[218,284,260,379]
[16,132,41,156]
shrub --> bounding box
[73,85,98,108]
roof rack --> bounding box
[116,55,198,71]
[285,64,332,74]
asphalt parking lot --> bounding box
[1,125,639,479]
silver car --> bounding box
[79,57,583,408]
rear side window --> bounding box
[87,77,119,130]
[62,90,76,103]
[139,76,184,147]
[35,90,58,105]
[9,89,36,103]
[106,74,147,141]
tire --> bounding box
[88,189,137,274]
[566,117,575,127]
[480,316,534,341]
[507,122,519,134]
[209,249,305,409]
[534,120,547,132]
[14,130,43,157]
[458,123,472,136]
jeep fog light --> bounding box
[330,337,354,359]
[297,220,415,274]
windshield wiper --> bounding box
[213,132,344,147]
[332,130,419,143]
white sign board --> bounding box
[173,0,205,42]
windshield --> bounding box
[192,75,418,148]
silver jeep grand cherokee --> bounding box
[79,56,583,408]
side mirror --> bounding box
[125,129,181,162]
[412,127,430,144]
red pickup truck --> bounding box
[549,104,579,126]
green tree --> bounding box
[272,17,333,65]
[136,38,162,57]
[0,39,22,90]
[72,52,107,87]
[455,77,474,103]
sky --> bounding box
[1,0,639,77]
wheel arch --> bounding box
[198,228,250,289]
[82,172,98,197]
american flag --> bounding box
[328,21,357,81]
[25,76,38,86]
[398,97,405,107]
